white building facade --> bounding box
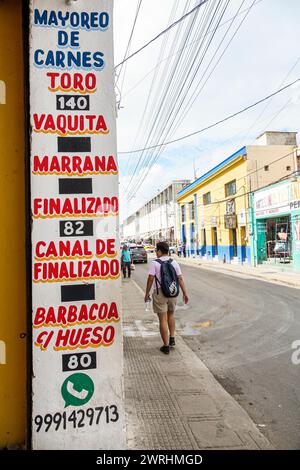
[123,180,190,244]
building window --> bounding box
[286,166,291,171]
[225,179,236,197]
[203,192,211,205]
[264,165,269,171]
[189,202,195,220]
[181,205,186,222]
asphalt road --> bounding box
[130,258,300,449]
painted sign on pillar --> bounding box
[29,0,124,449]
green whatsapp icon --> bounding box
[61,373,94,408]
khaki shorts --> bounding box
[152,288,177,314]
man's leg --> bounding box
[167,312,175,338]
[158,313,169,346]
[167,299,176,346]
[122,263,126,278]
[127,262,131,278]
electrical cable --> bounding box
[122,0,263,99]
[115,0,210,70]
[125,0,230,199]
[119,78,300,154]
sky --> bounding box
[113,0,300,222]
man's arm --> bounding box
[178,275,189,304]
[144,274,154,302]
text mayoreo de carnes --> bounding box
[33,9,110,69]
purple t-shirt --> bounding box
[148,256,182,292]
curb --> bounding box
[176,257,300,289]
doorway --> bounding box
[230,228,238,258]
[212,227,218,256]
[202,228,207,255]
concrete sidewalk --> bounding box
[122,279,273,450]
[174,255,300,289]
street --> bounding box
[131,259,300,450]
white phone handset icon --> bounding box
[67,380,89,400]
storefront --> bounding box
[251,178,300,270]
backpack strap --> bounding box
[154,258,163,295]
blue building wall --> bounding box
[179,220,252,264]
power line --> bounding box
[169,0,256,139]
[116,0,143,85]
[119,77,300,155]
[122,0,263,99]
[188,170,297,226]
[127,0,248,199]
[116,0,143,111]
[124,0,219,197]
[237,55,300,147]
[182,149,298,209]
[125,0,234,199]
[115,0,210,70]
[124,149,298,221]
[125,0,180,179]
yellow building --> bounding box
[176,132,298,264]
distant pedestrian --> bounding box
[121,245,132,278]
[182,242,186,258]
[144,241,189,354]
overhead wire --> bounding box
[125,150,298,225]
[122,0,263,99]
[129,0,234,198]
[125,0,230,200]
[122,0,181,177]
[170,0,255,137]
[115,0,143,109]
[115,0,210,69]
[124,0,213,194]
[237,55,300,146]
[127,0,259,200]
[119,77,300,154]
[182,149,298,209]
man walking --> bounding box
[121,244,132,278]
[144,241,188,354]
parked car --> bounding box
[169,245,177,254]
[129,243,137,249]
[131,245,148,263]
